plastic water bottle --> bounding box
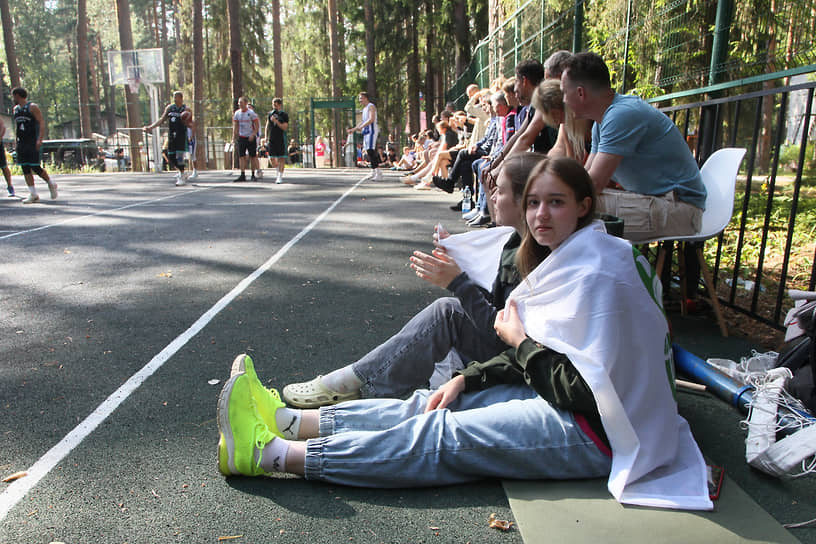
[462,186,472,215]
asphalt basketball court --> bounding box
[1,168,813,543]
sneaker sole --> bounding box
[216,374,242,475]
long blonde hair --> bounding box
[531,79,590,162]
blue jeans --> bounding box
[304,385,612,487]
[472,158,489,213]
[351,297,507,399]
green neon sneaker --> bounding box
[217,373,276,476]
[229,354,287,435]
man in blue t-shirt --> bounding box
[561,52,706,242]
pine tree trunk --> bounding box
[759,0,777,174]
[0,0,20,88]
[337,7,347,88]
[364,0,376,98]
[327,0,343,163]
[226,0,242,169]
[271,0,284,97]
[115,0,143,171]
[453,0,469,78]
[424,0,434,126]
[77,0,92,138]
[88,38,103,132]
[99,35,117,136]
[227,0,243,101]
[192,0,206,169]
[407,4,421,134]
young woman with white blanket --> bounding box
[216,156,712,511]
[281,153,548,408]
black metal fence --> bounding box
[653,79,816,329]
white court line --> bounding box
[0,177,365,521]
[0,188,209,240]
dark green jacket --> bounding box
[458,339,609,448]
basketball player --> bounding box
[12,88,56,203]
[347,92,381,181]
[185,112,199,179]
[265,98,289,184]
[233,97,260,182]
[144,91,189,186]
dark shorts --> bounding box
[237,137,257,157]
[0,148,6,168]
[267,138,286,158]
[15,144,40,167]
[167,150,186,169]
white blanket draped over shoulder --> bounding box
[440,222,712,510]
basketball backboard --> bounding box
[108,48,165,92]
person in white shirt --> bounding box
[347,92,381,181]
[232,97,260,182]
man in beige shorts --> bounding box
[560,52,705,242]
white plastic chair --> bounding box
[647,147,747,336]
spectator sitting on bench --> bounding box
[560,52,706,242]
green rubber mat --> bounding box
[503,476,799,543]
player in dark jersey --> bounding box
[12,88,56,204]
[144,91,190,186]
[265,98,289,184]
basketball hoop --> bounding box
[106,49,166,173]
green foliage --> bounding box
[714,178,816,292]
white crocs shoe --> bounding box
[282,376,360,408]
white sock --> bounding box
[275,407,302,440]
[259,436,290,473]
[29,186,38,196]
[321,365,362,395]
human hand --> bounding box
[410,249,462,289]
[425,375,465,412]
[484,167,498,193]
[494,300,527,348]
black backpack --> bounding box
[778,296,816,412]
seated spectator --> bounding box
[411,112,472,187]
[561,52,706,241]
[430,95,499,203]
[531,79,592,163]
[216,156,712,513]
[462,91,516,227]
[488,52,571,175]
[394,133,425,170]
[288,142,301,164]
[377,146,392,168]
[464,85,490,144]
[281,153,546,409]
[411,120,460,190]
[115,147,126,171]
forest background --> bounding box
[0,0,503,170]
[1,0,815,171]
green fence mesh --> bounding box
[447,0,816,105]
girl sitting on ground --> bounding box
[215,156,712,510]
